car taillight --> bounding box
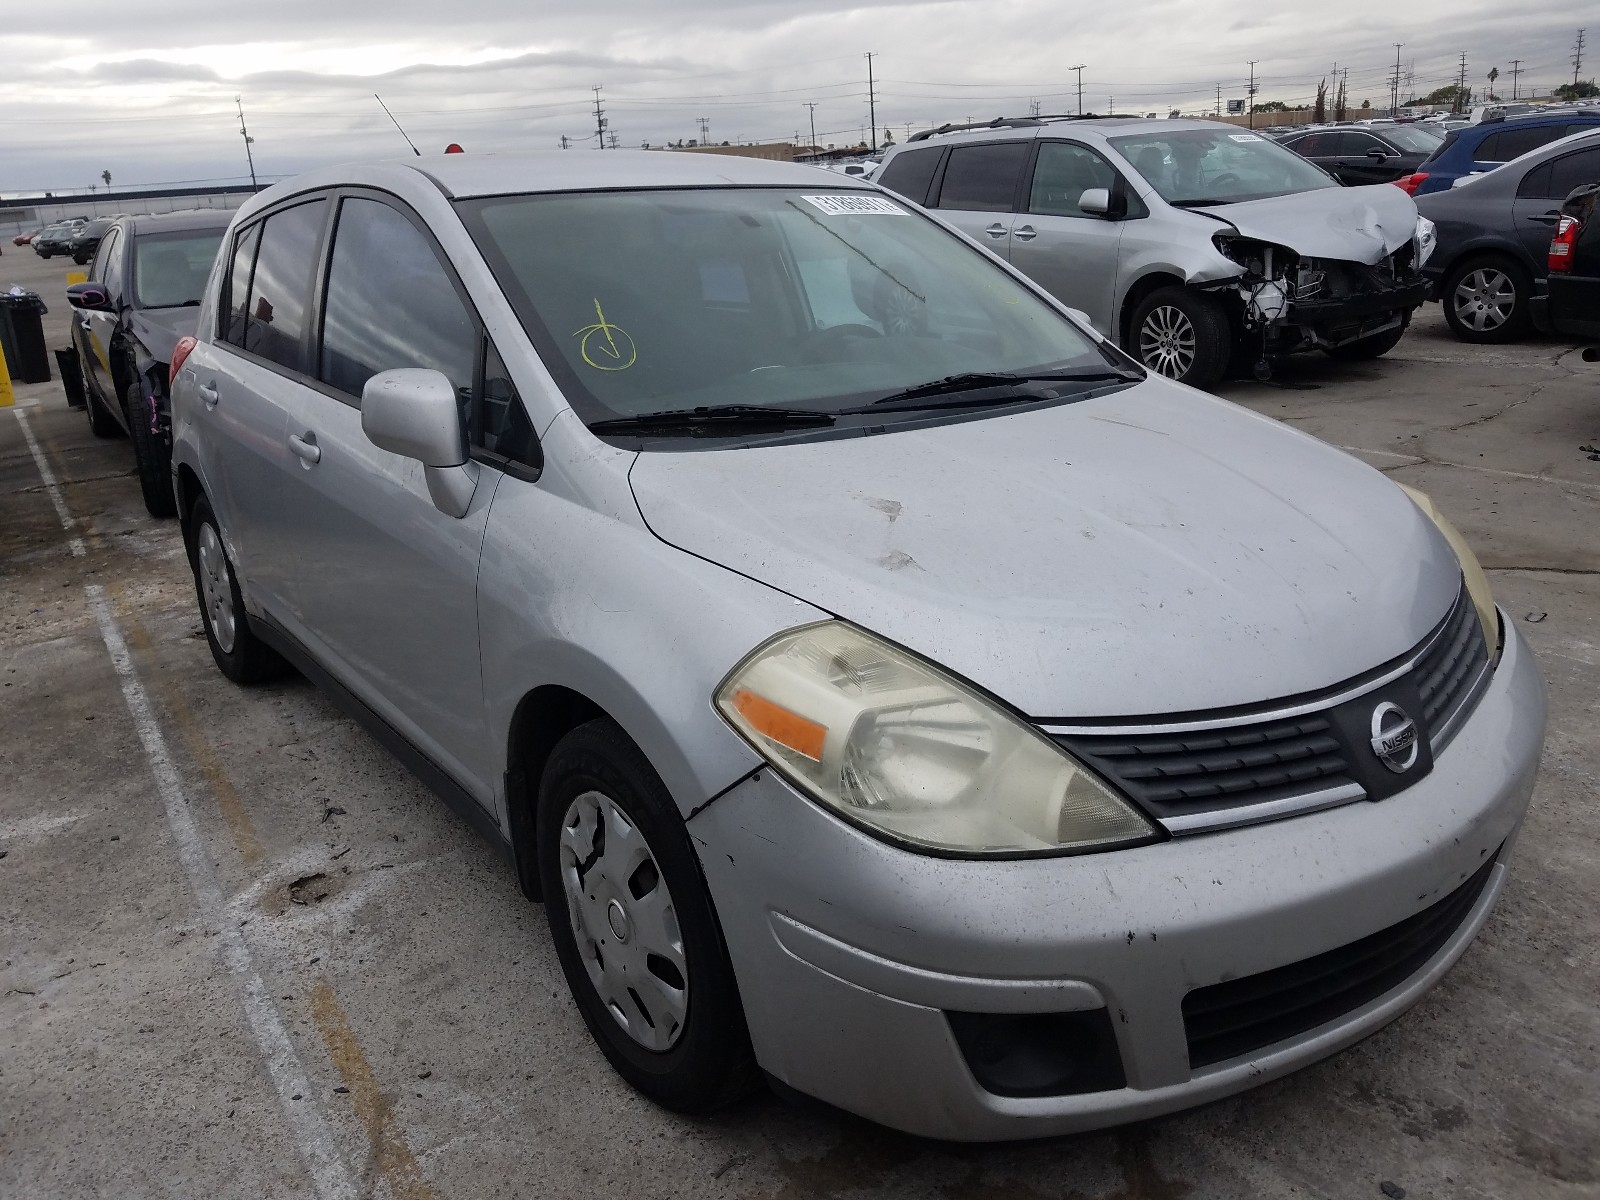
[1549,216,1581,273]
[1393,173,1428,195]
[169,336,198,385]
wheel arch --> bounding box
[1118,270,1187,347]
[502,684,610,901]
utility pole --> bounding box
[592,85,606,148]
[1457,52,1469,112]
[1509,58,1522,99]
[235,96,257,189]
[865,52,878,152]
[1215,82,1222,116]
[803,101,818,152]
[697,116,711,145]
[1247,60,1259,128]
[1071,64,1086,115]
[1576,28,1587,87]
[1391,43,1403,114]
[1108,96,1114,115]
[1029,98,1041,118]
[560,135,570,150]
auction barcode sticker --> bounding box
[801,194,908,216]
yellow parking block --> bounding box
[66,271,87,286]
[0,341,14,407]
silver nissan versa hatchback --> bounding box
[169,152,1545,1141]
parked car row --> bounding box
[31,219,88,258]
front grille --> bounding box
[1181,850,1499,1069]
[1049,582,1490,833]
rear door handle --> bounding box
[983,222,1009,239]
[288,431,321,465]
[198,382,219,409]
[1012,224,1037,241]
[1525,212,1560,225]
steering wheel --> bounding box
[1211,172,1244,189]
[814,323,882,340]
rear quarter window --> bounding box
[876,148,943,205]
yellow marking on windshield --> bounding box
[574,298,637,370]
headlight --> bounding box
[714,622,1158,856]
[1414,215,1437,267]
[1398,485,1500,655]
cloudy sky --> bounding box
[2,0,1587,197]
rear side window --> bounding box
[1549,147,1600,200]
[1518,162,1556,199]
[241,200,327,373]
[876,148,943,205]
[936,142,1029,211]
[1476,125,1566,163]
[222,223,262,347]
[319,197,476,400]
[1290,132,1337,156]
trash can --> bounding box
[55,346,86,408]
[0,291,52,384]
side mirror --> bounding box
[66,281,111,311]
[361,369,466,468]
[1078,188,1112,217]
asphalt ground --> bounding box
[2,240,1597,1200]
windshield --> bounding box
[1383,125,1446,152]
[1109,128,1339,204]
[459,187,1115,436]
[132,229,224,309]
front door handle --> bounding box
[1012,224,1038,241]
[288,431,321,465]
[983,222,1009,239]
[198,382,219,409]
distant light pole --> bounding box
[236,96,258,188]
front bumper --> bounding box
[1272,279,1430,350]
[690,618,1545,1140]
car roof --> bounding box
[887,117,1246,156]
[413,151,864,198]
[123,208,240,235]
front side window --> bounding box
[132,229,225,310]
[319,197,475,400]
[1028,142,1118,217]
[92,227,122,295]
[243,199,327,373]
[460,187,1116,439]
[936,142,1030,211]
[1110,128,1339,205]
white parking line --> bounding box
[85,584,360,1200]
[13,407,86,556]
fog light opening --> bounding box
[946,1008,1127,1098]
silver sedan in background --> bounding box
[170,152,1544,1140]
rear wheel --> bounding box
[1130,287,1231,389]
[185,494,288,684]
[1442,256,1532,343]
[1323,320,1408,360]
[537,718,757,1114]
[125,382,176,518]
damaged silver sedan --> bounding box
[876,118,1436,387]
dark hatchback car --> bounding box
[66,210,231,515]
[1416,130,1600,342]
[1543,182,1600,339]
[1274,124,1444,187]
[1409,113,1600,195]
[68,218,115,265]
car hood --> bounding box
[628,382,1461,719]
[126,307,200,365]
[1206,184,1419,264]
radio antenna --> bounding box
[374,93,421,155]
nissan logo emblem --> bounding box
[1370,701,1419,773]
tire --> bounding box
[84,374,124,439]
[1323,320,1408,360]
[126,382,177,518]
[185,494,289,684]
[537,718,758,1114]
[1129,287,1232,389]
[1441,256,1532,344]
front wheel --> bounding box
[537,719,757,1114]
[1129,287,1231,389]
[1442,257,1532,343]
[84,375,123,439]
[126,382,176,518]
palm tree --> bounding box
[101,169,112,188]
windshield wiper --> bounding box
[1168,198,1228,208]
[588,404,837,434]
[848,369,1140,412]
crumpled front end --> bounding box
[1209,233,1431,356]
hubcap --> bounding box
[560,791,688,1052]
[1452,268,1515,332]
[195,522,236,654]
[1139,305,1197,378]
